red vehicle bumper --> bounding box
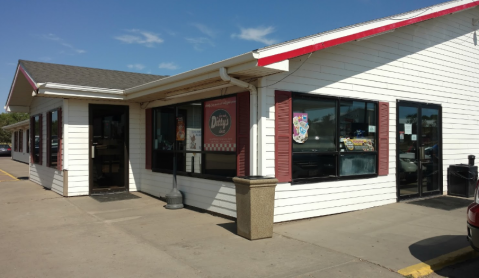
[467,203,479,251]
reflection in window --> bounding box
[33,115,41,164]
[339,100,376,152]
[292,98,336,152]
[48,110,59,167]
[340,153,376,176]
[19,130,23,152]
[293,154,336,179]
[291,93,378,183]
[26,129,29,153]
[153,103,208,175]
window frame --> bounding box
[14,131,18,152]
[31,114,42,165]
[291,92,379,185]
[151,95,238,182]
[19,129,23,152]
[47,109,60,168]
[26,129,29,153]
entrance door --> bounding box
[89,104,129,194]
[397,100,442,200]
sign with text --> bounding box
[204,96,236,151]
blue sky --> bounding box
[0,0,446,110]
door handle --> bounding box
[91,146,95,158]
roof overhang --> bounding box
[36,83,124,100]
[124,52,289,102]
[2,119,30,131]
[4,64,37,112]
[255,0,479,66]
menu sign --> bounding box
[204,96,236,151]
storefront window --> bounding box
[152,96,237,179]
[48,110,59,168]
[292,93,378,183]
[33,115,41,164]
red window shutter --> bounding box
[378,102,389,176]
[39,113,43,165]
[57,108,63,171]
[275,91,292,183]
[236,92,250,177]
[47,112,51,166]
[30,117,34,163]
[145,108,152,170]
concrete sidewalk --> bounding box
[0,158,476,277]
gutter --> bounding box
[219,67,258,175]
[124,52,259,98]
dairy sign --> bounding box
[204,96,236,151]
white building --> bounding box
[4,0,479,222]
[2,119,30,164]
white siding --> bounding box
[29,97,64,195]
[259,9,479,222]
[65,99,141,196]
[10,126,29,164]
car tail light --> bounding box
[7,148,11,151]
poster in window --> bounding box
[293,113,309,143]
[186,128,201,151]
[343,138,375,151]
[204,96,236,151]
[176,117,185,141]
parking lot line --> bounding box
[0,169,18,181]
[397,246,478,278]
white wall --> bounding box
[65,99,141,196]
[29,97,64,195]
[259,9,479,222]
[10,127,29,164]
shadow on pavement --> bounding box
[217,222,237,235]
[409,235,470,262]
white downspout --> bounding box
[219,67,258,176]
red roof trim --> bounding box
[258,1,479,66]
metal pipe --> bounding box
[219,67,258,175]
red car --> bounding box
[467,181,479,251]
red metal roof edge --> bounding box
[258,1,479,67]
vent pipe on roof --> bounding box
[219,67,258,176]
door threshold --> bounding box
[400,193,443,203]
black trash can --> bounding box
[447,164,478,198]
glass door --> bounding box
[89,105,129,194]
[397,101,442,199]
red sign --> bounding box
[204,96,236,151]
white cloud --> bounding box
[192,23,216,38]
[231,26,278,45]
[158,62,179,70]
[185,37,214,51]
[41,33,86,54]
[115,29,164,47]
[127,64,145,70]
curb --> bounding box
[397,246,479,278]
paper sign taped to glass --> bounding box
[343,138,374,151]
[293,113,309,143]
